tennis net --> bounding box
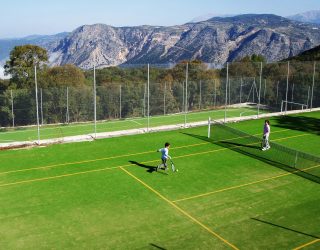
[211,123,320,184]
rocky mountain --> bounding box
[287,44,320,61]
[49,14,320,68]
[1,14,320,71]
[287,10,320,24]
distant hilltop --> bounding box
[1,14,320,70]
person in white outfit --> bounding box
[262,120,271,151]
[157,142,171,171]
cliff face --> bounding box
[2,14,320,70]
[49,14,320,69]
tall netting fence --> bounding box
[0,61,319,144]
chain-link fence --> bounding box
[0,61,319,143]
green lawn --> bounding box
[0,107,267,143]
[0,111,319,249]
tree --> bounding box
[44,64,86,87]
[4,45,48,88]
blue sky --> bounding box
[1,0,319,38]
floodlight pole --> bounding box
[285,61,290,114]
[10,90,15,128]
[258,62,262,117]
[93,66,97,138]
[147,64,150,132]
[184,63,188,128]
[34,66,40,144]
[224,62,229,123]
[310,61,315,110]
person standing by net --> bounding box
[262,120,271,151]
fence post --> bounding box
[240,78,242,104]
[184,62,188,127]
[119,84,122,119]
[163,82,166,115]
[285,61,290,114]
[40,88,43,125]
[199,80,202,110]
[147,64,150,132]
[93,66,97,138]
[66,87,69,124]
[214,79,217,108]
[258,62,262,116]
[10,89,15,128]
[34,66,40,144]
[224,62,228,123]
[310,61,315,110]
[208,117,211,138]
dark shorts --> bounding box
[162,158,167,165]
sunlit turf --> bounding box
[0,107,268,143]
[0,111,319,249]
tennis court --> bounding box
[0,111,319,249]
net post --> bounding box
[208,117,211,138]
[40,88,43,125]
[294,151,298,168]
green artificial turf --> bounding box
[0,107,267,143]
[0,111,319,249]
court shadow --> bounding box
[182,132,320,185]
[128,160,169,175]
[251,218,320,239]
[150,243,167,250]
[273,115,320,136]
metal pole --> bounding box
[228,79,231,105]
[143,83,146,117]
[119,85,122,119]
[199,80,202,110]
[66,87,69,124]
[285,61,290,113]
[34,66,40,144]
[10,89,14,127]
[307,86,310,108]
[184,62,188,127]
[264,79,267,100]
[310,61,315,110]
[224,63,228,122]
[276,81,279,105]
[214,80,217,108]
[291,83,295,110]
[240,78,242,104]
[258,62,262,116]
[93,66,97,138]
[163,82,166,115]
[208,117,211,138]
[182,81,185,113]
[147,64,150,132]
[40,88,43,125]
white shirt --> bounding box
[159,148,171,160]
